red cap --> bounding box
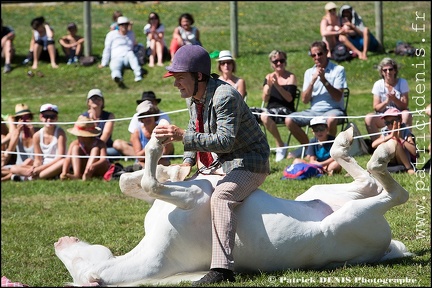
[163,71,175,78]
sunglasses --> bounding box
[42,113,57,120]
[310,52,324,58]
[16,115,32,121]
[272,59,286,65]
[382,68,394,72]
[149,17,157,20]
[384,119,398,126]
[220,61,233,65]
[312,125,327,132]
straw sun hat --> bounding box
[67,115,101,137]
[14,103,33,118]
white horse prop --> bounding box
[54,123,412,286]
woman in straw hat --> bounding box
[216,50,247,101]
[60,115,110,181]
[1,103,37,181]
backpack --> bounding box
[103,163,126,181]
[346,123,371,156]
[134,43,146,66]
[331,43,353,62]
[281,163,324,180]
[394,41,416,56]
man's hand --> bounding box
[153,124,184,144]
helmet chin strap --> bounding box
[192,73,199,96]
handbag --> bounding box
[79,56,96,66]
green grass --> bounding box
[1,1,431,287]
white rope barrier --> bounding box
[1,108,429,158]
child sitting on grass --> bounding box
[58,22,84,65]
[60,115,110,181]
[293,116,342,176]
[372,108,416,175]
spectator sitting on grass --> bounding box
[23,16,59,69]
[292,116,342,176]
[113,91,170,159]
[371,108,416,175]
[337,4,381,61]
[131,100,174,168]
[1,18,16,73]
[60,115,111,181]
[1,104,37,181]
[99,16,142,88]
[10,104,66,180]
[58,22,84,65]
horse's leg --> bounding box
[296,127,379,205]
[330,126,371,181]
[140,125,203,210]
[319,139,411,266]
[367,139,409,206]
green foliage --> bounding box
[1,1,430,287]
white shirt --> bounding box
[101,30,137,66]
[302,61,347,112]
[371,78,409,111]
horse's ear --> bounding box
[156,165,191,182]
[176,166,191,181]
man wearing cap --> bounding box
[113,91,171,158]
[154,45,270,285]
[99,16,142,87]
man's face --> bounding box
[172,72,197,99]
[310,46,327,67]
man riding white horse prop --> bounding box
[54,123,412,286]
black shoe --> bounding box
[192,269,235,286]
[114,77,126,89]
[11,174,22,182]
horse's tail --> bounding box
[379,240,414,262]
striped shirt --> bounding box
[183,77,270,174]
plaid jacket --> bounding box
[183,77,270,174]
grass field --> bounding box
[1,1,431,287]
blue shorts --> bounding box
[289,109,345,127]
[349,32,379,52]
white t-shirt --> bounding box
[371,78,409,112]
